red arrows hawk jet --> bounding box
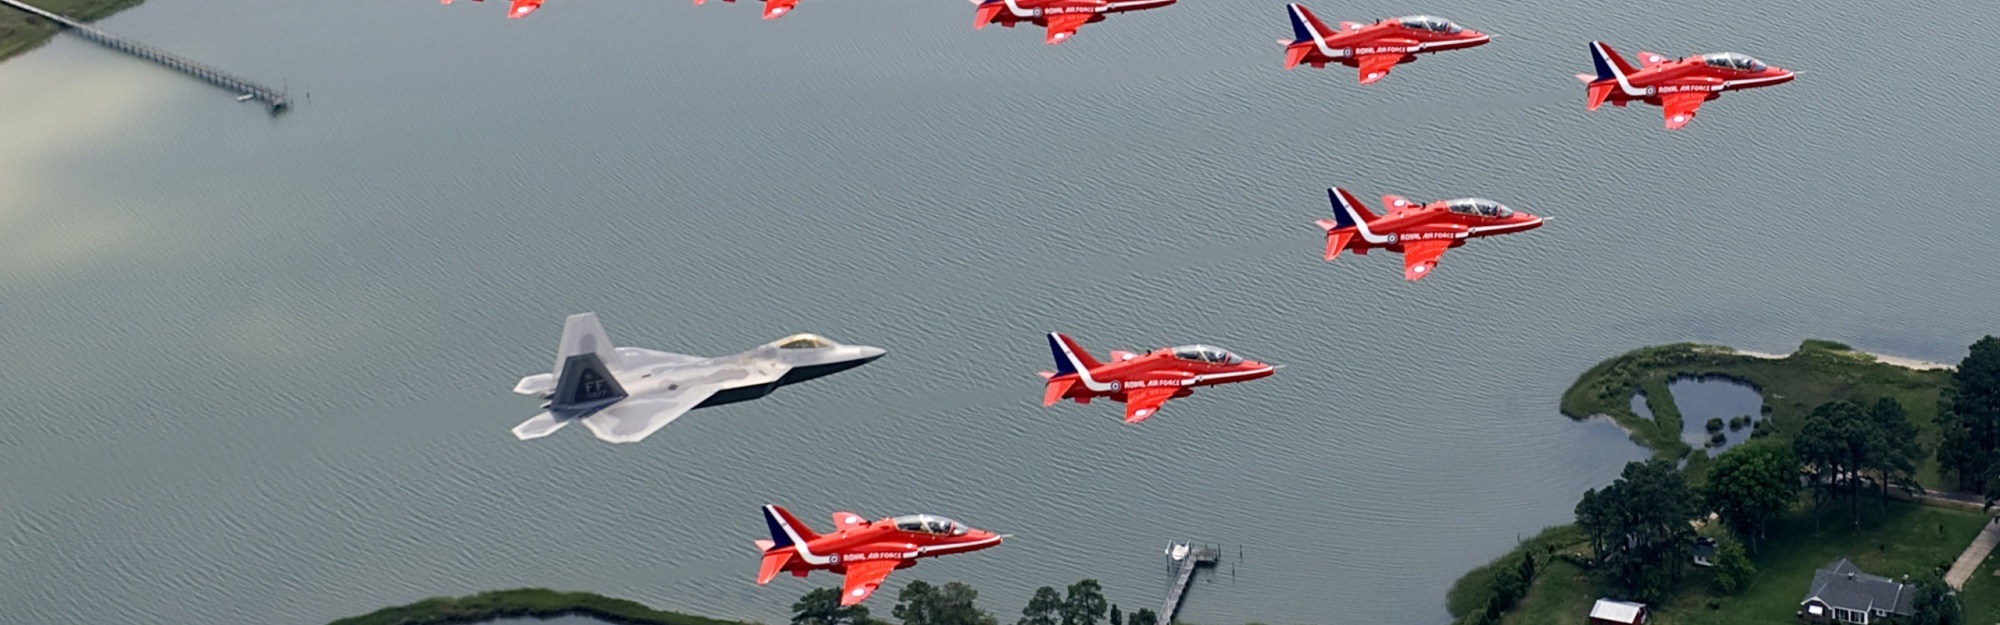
[694,0,800,20]
[1280,4,1488,84]
[1576,41,1796,130]
[754,505,1005,606]
[1039,333,1276,423]
[972,0,1176,45]
[1314,187,1544,281]
[440,0,544,20]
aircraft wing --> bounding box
[1661,92,1706,130]
[762,0,796,19]
[1355,53,1403,84]
[1122,387,1179,423]
[838,560,901,606]
[506,0,542,18]
[580,392,714,443]
[1400,239,1452,281]
[1045,13,1092,45]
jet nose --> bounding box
[852,345,888,362]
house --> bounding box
[1589,598,1649,625]
[1798,559,1912,624]
[1692,537,1717,567]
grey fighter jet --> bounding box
[510,313,886,443]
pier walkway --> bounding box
[1160,542,1220,622]
[0,0,288,111]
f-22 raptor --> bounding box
[510,313,885,443]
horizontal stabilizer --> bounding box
[513,412,570,440]
[1044,377,1076,406]
[1324,230,1353,261]
[513,373,555,396]
[757,550,793,585]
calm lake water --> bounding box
[1672,378,1765,454]
[2,0,1996,624]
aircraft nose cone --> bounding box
[854,346,888,362]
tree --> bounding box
[1107,605,1122,625]
[1126,609,1158,625]
[1796,401,1880,527]
[795,588,876,625]
[1703,439,1801,551]
[1708,537,1754,595]
[1572,459,1700,602]
[895,580,998,625]
[1938,337,2000,503]
[1060,580,1108,625]
[1907,572,1965,625]
[1018,587,1063,625]
[1867,397,1923,505]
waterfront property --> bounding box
[1798,559,1911,624]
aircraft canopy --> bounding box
[1396,15,1463,33]
[773,333,835,349]
[1701,53,1767,71]
[892,514,966,535]
[1171,345,1243,365]
[1444,198,1513,218]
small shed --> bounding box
[1590,598,1649,625]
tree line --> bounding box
[791,579,1161,625]
[1469,336,2000,624]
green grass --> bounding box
[1447,525,1588,619]
[0,0,149,62]
[1559,341,1953,486]
[325,588,756,625]
[1957,545,2000,625]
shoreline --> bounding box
[1730,346,1955,371]
[0,0,148,63]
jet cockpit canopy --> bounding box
[1171,345,1243,365]
[1701,52,1767,71]
[892,514,966,535]
[773,333,836,350]
[1444,198,1513,218]
[1396,15,1463,33]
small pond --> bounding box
[1669,377,1765,454]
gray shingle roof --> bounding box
[1800,559,1912,616]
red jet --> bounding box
[1039,333,1276,423]
[754,505,1005,606]
[972,0,1176,45]
[694,0,800,20]
[440,0,543,20]
[1280,4,1488,84]
[1576,41,1796,130]
[1314,187,1544,281]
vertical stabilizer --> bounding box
[546,313,628,420]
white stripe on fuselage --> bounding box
[1465,218,1543,236]
[1005,0,1163,18]
[1594,42,1650,98]
[1334,192,1391,244]
[1053,335,1112,392]
[1303,17,1487,59]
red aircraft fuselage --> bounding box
[1281,4,1489,84]
[441,0,544,20]
[973,0,1176,45]
[1040,333,1276,423]
[1578,42,1795,129]
[694,0,800,20]
[1315,187,1544,281]
[755,505,1004,606]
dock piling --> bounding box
[0,0,290,112]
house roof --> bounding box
[1800,559,1912,615]
[1590,598,1646,624]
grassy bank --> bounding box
[1470,501,1985,625]
[0,0,147,62]
[1559,340,1952,485]
[326,588,755,625]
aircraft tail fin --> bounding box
[1589,41,1638,83]
[1285,3,1332,45]
[547,313,628,420]
[1326,187,1381,229]
[1047,333,1103,377]
[762,505,821,551]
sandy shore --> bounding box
[1731,347,1955,371]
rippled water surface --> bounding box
[2,0,1996,624]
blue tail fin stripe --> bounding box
[1048,334,1078,377]
[1288,4,1314,44]
[1590,43,1617,82]
[1327,188,1358,229]
[763,507,795,549]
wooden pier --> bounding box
[1160,542,1220,622]
[0,0,288,112]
